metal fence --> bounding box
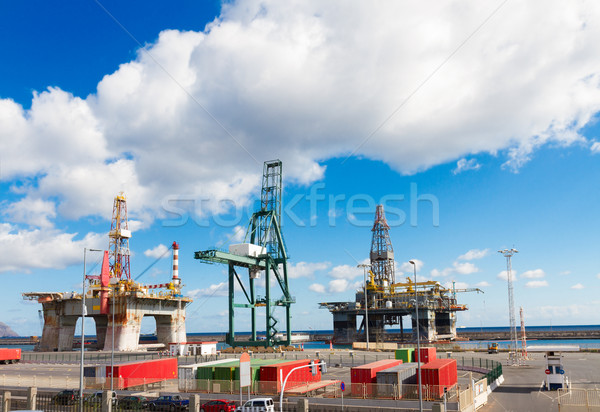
[452,356,502,385]
[558,388,600,411]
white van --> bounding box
[236,397,275,412]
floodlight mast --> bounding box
[499,248,519,365]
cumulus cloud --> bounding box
[0,224,105,273]
[475,281,491,288]
[329,264,363,280]
[309,283,326,294]
[525,280,549,288]
[144,244,170,259]
[431,261,480,277]
[571,283,584,289]
[288,261,330,279]
[453,158,481,175]
[591,141,600,154]
[458,249,490,261]
[397,260,424,273]
[497,270,517,281]
[4,1,600,272]
[188,282,228,298]
[521,269,546,279]
[327,278,363,293]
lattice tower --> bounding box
[370,205,395,285]
[499,248,518,365]
[108,193,131,280]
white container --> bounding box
[229,243,266,257]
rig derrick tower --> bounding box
[370,205,395,286]
[108,193,132,280]
[195,160,294,348]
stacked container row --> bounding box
[420,358,457,398]
[350,359,402,396]
[259,359,322,392]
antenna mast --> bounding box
[499,248,519,365]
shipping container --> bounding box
[198,360,239,380]
[0,348,21,363]
[376,362,420,398]
[350,359,402,396]
[394,348,414,363]
[259,359,322,392]
[416,347,436,364]
[107,357,178,389]
[212,359,285,383]
[420,358,457,398]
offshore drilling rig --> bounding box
[23,193,191,352]
[320,205,482,344]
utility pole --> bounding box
[357,264,371,350]
[499,248,519,365]
[409,260,423,412]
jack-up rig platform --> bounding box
[319,205,482,344]
[23,193,191,352]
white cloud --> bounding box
[525,280,549,288]
[288,261,330,279]
[0,223,105,273]
[571,283,584,289]
[431,261,479,277]
[444,281,469,290]
[521,269,546,279]
[309,283,326,294]
[453,158,481,175]
[329,264,363,280]
[327,279,363,294]
[560,270,571,276]
[458,249,490,261]
[591,141,600,154]
[475,281,491,288]
[398,259,424,273]
[497,270,518,281]
[144,244,170,259]
[188,282,228,298]
[4,1,600,272]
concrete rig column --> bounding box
[39,302,78,352]
[412,308,436,342]
[333,312,357,343]
[156,311,186,347]
[103,296,143,352]
[94,316,108,349]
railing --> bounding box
[558,388,600,411]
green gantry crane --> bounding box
[195,160,294,347]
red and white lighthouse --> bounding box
[172,241,180,286]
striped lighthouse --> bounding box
[172,241,180,286]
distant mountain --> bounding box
[0,322,18,337]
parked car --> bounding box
[200,399,236,412]
[52,390,79,405]
[84,391,117,407]
[117,395,148,410]
[235,398,274,412]
[147,395,189,411]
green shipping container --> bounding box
[395,348,415,363]
[196,360,238,380]
[213,359,286,383]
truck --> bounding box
[488,343,499,354]
[0,348,21,364]
[147,395,189,411]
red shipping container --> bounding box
[0,348,21,363]
[419,358,457,398]
[107,357,177,389]
[350,359,402,396]
[259,359,321,392]
[415,347,436,364]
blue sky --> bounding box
[1,0,600,336]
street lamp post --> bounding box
[409,260,423,412]
[111,283,115,391]
[80,248,102,411]
[357,264,371,350]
